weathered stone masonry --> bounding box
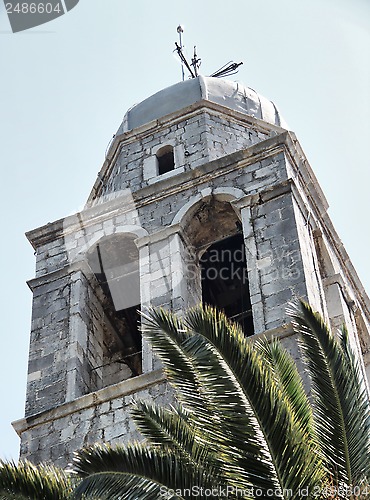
[13,76,370,468]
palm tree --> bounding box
[2,302,369,498]
[70,301,370,499]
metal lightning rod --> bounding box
[177,25,185,81]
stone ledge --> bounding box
[231,179,292,210]
[252,322,295,342]
[12,369,166,436]
[27,260,93,291]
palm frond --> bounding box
[142,307,282,495]
[181,330,280,493]
[140,308,206,411]
[72,443,226,500]
[184,305,323,498]
[0,459,74,500]
[289,300,370,486]
[131,401,212,466]
[73,471,183,500]
[255,337,315,438]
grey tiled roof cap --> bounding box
[117,76,287,134]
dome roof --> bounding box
[117,76,286,134]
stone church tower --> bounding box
[13,76,370,468]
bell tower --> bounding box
[13,76,370,468]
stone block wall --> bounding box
[26,273,71,416]
[17,371,169,468]
[93,107,271,203]
[26,266,134,416]
[250,191,308,332]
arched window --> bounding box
[156,145,175,175]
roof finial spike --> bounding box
[175,25,197,80]
[176,25,185,81]
[191,46,201,77]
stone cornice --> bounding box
[27,260,94,291]
[12,369,166,436]
[26,219,65,251]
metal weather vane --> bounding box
[175,25,243,81]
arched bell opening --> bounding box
[183,198,254,336]
[200,233,254,335]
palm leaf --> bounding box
[181,329,280,492]
[140,308,206,411]
[254,337,315,437]
[288,300,370,486]
[339,325,370,480]
[0,459,74,500]
[131,401,213,466]
[73,472,182,499]
[72,442,227,500]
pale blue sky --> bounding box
[0,0,369,461]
